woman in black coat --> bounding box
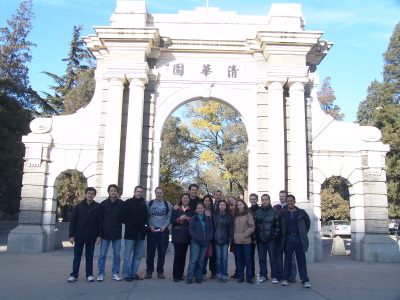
[202,194,216,279]
[213,200,233,283]
[171,193,195,282]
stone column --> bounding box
[247,144,258,195]
[123,78,146,194]
[101,77,125,194]
[150,141,162,199]
[309,74,323,261]
[289,81,308,201]
[266,81,286,197]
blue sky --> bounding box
[1,0,399,122]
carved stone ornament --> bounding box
[30,118,52,134]
[28,144,43,167]
[360,126,382,142]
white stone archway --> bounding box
[8,1,399,261]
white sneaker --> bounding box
[112,274,122,281]
[259,276,267,283]
[272,278,279,284]
[87,275,94,282]
[281,279,289,286]
[97,275,104,281]
[303,281,311,288]
[67,276,77,282]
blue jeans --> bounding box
[187,242,208,280]
[70,242,95,278]
[235,243,252,281]
[283,235,309,283]
[276,238,297,279]
[146,229,169,275]
[122,239,144,278]
[215,244,229,280]
[98,239,121,276]
[257,239,278,279]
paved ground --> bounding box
[0,222,399,300]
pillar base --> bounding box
[357,234,400,262]
[7,225,47,252]
[54,228,63,249]
[314,233,323,261]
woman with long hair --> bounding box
[234,199,255,284]
[213,200,233,283]
[202,194,216,279]
[228,196,239,279]
[203,194,214,217]
[228,196,238,217]
[171,193,195,282]
[187,202,214,284]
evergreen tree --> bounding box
[42,25,95,115]
[0,93,32,215]
[0,0,39,110]
[0,0,37,215]
[356,22,400,218]
[320,177,350,222]
[317,77,344,120]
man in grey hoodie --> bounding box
[144,187,172,279]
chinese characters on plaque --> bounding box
[173,63,184,76]
[201,64,212,77]
[171,63,240,78]
[228,65,238,78]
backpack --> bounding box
[148,200,170,214]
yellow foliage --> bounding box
[199,149,216,164]
[221,170,232,180]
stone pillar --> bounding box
[101,77,125,194]
[266,81,286,197]
[123,78,146,194]
[247,144,258,195]
[289,81,308,201]
[8,119,53,252]
[309,74,323,261]
[255,78,268,196]
[353,151,400,262]
[150,141,162,199]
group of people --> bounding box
[67,184,311,289]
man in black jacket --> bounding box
[281,195,311,288]
[68,187,102,282]
[254,194,280,284]
[249,193,260,278]
[97,184,124,282]
[121,185,149,281]
[273,190,297,282]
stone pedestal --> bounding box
[314,234,323,261]
[360,234,400,262]
[8,225,47,252]
[54,228,63,249]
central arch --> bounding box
[151,85,258,199]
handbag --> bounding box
[204,244,213,258]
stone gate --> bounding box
[8,0,400,262]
